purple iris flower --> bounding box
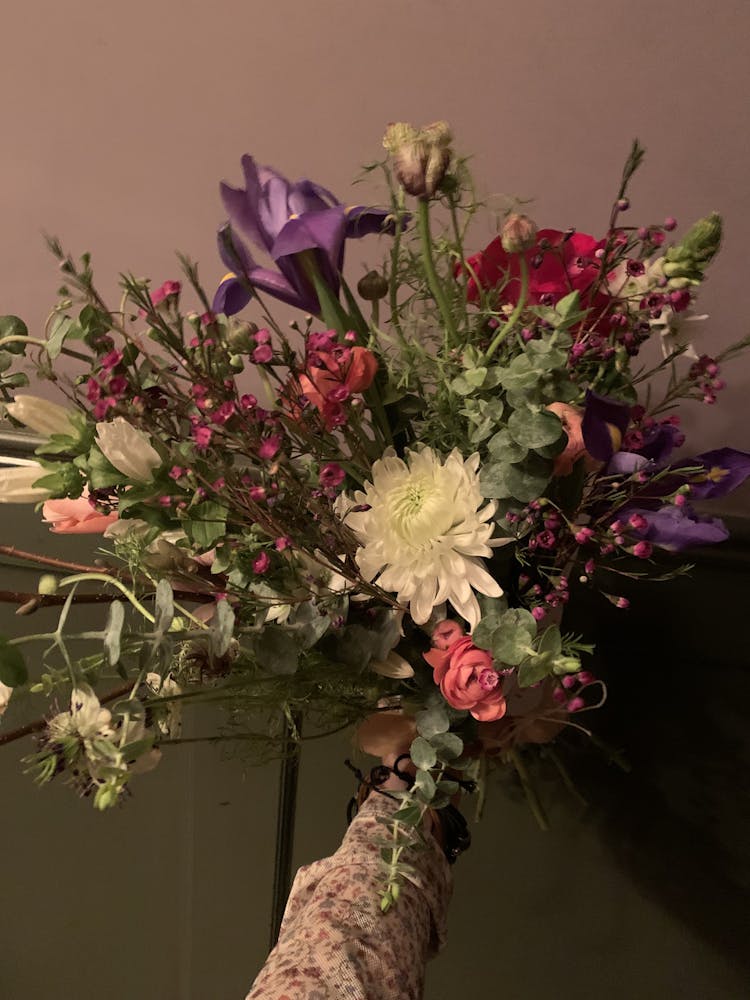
[637,422,684,464]
[582,390,631,462]
[683,447,750,500]
[621,504,729,552]
[212,156,397,315]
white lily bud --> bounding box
[95,417,161,483]
[4,395,76,438]
[0,462,51,503]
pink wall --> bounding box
[1,0,748,510]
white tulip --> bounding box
[0,680,12,716]
[95,417,161,483]
[4,395,77,438]
[0,462,51,503]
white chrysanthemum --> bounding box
[344,448,508,629]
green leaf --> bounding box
[489,608,537,665]
[501,455,553,503]
[537,626,562,657]
[472,615,500,651]
[479,461,514,499]
[416,704,450,738]
[410,736,437,770]
[251,626,298,675]
[153,579,174,636]
[103,600,125,666]
[0,637,27,686]
[0,316,28,354]
[46,315,78,361]
[186,501,228,549]
[430,731,464,761]
[85,447,130,490]
[450,373,476,396]
[487,428,526,463]
[507,408,564,449]
[414,769,436,803]
[210,598,235,657]
[518,651,555,687]
[437,779,460,797]
[392,804,422,825]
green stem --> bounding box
[58,573,155,623]
[483,256,529,361]
[416,199,457,346]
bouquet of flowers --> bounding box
[1,121,748,908]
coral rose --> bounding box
[424,635,506,722]
[43,494,118,534]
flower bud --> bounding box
[0,462,51,503]
[663,212,722,287]
[4,395,77,438]
[357,270,389,302]
[226,320,258,354]
[500,213,538,254]
[38,574,59,595]
[95,417,161,483]
[382,121,452,198]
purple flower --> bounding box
[684,448,750,500]
[582,390,631,462]
[637,422,684,464]
[213,157,397,315]
[623,504,729,552]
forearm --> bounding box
[246,793,452,1000]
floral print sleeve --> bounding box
[245,793,452,1000]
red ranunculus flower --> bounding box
[462,228,607,310]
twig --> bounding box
[0,546,114,575]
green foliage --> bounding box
[0,637,27,687]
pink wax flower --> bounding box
[43,494,118,535]
[252,344,273,364]
[258,434,282,460]
[140,280,181,316]
[253,551,270,574]
[632,540,653,559]
[319,462,345,488]
[424,636,506,722]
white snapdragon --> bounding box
[0,462,51,503]
[95,417,161,482]
[4,394,77,438]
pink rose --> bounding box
[424,636,507,722]
[42,495,118,534]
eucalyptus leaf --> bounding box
[487,428,527,463]
[153,579,174,636]
[501,455,553,503]
[416,704,450,738]
[508,408,564,449]
[518,651,555,687]
[410,736,437,770]
[414,769,436,803]
[103,600,125,666]
[251,626,298,675]
[210,599,236,658]
[392,804,422,825]
[430,731,464,761]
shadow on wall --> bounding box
[561,524,750,977]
